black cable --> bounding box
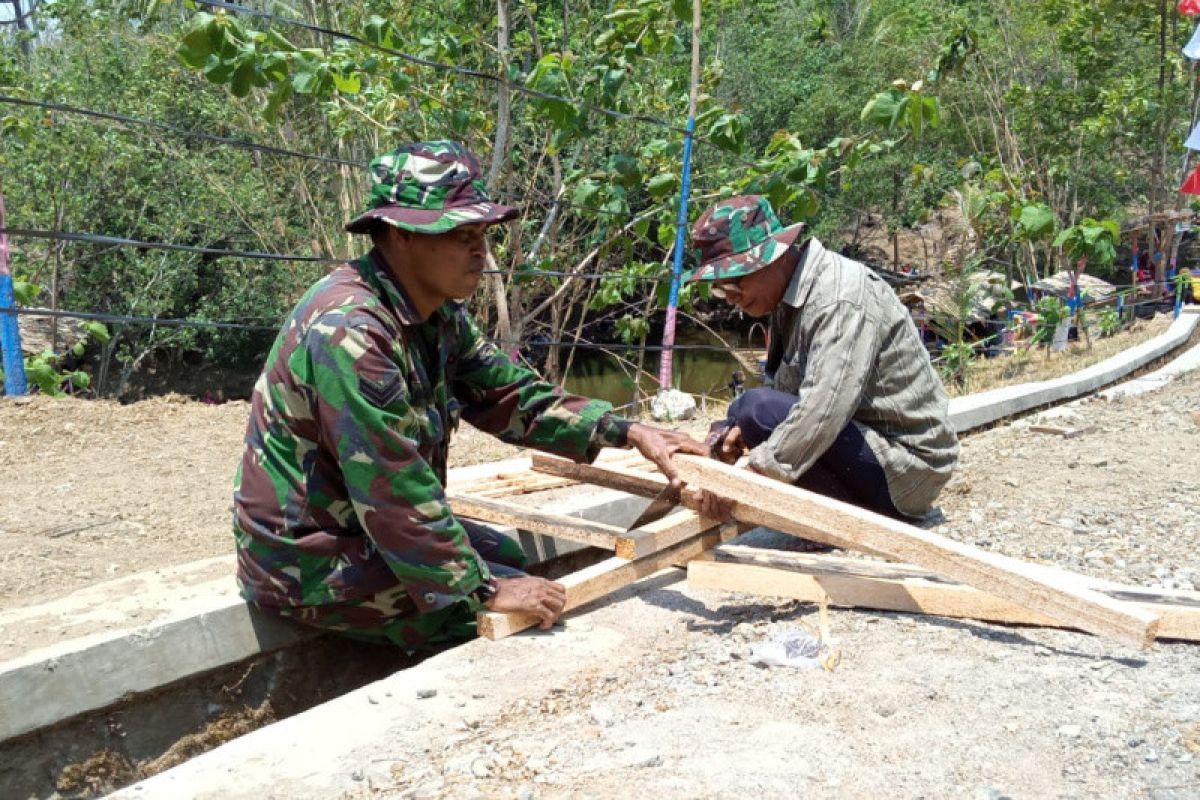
[193,0,688,135]
[0,306,279,331]
[0,228,344,263]
[1,307,770,351]
[0,95,362,168]
[0,226,696,281]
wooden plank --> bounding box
[615,510,747,559]
[671,454,1160,649]
[447,493,627,550]
[477,525,734,640]
[531,452,858,550]
[1030,424,1094,439]
[688,548,1200,642]
[531,451,674,500]
[449,493,731,561]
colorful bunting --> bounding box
[1186,121,1200,150]
[1186,22,1200,59]
[1180,163,1200,195]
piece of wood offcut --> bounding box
[477,526,731,640]
[688,547,1200,642]
[670,454,1160,650]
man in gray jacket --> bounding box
[688,195,958,520]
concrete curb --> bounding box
[0,584,315,742]
[948,309,1199,433]
[1097,337,1200,400]
[0,487,643,745]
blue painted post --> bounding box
[0,192,28,396]
[657,116,696,390]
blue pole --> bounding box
[0,191,27,396]
[656,115,696,389]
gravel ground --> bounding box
[342,370,1200,800]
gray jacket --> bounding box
[748,238,959,516]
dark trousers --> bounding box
[726,387,901,518]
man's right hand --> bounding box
[484,576,567,629]
[711,424,746,464]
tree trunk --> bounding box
[486,0,515,350]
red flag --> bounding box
[1180,0,1200,16]
[1180,163,1200,195]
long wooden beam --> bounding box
[447,492,627,550]
[671,455,1160,650]
[531,452,857,550]
[689,547,1200,642]
[477,526,731,640]
[448,491,727,559]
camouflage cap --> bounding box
[685,195,805,282]
[345,141,518,235]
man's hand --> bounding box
[709,424,746,464]
[625,423,709,489]
[690,489,737,523]
[484,576,567,629]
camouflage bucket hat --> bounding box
[685,195,805,282]
[345,140,518,235]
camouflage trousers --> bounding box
[260,520,528,651]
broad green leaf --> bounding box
[332,71,362,95]
[671,0,692,23]
[84,322,111,343]
[647,172,679,199]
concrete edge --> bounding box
[0,593,316,742]
[948,311,1199,432]
[1097,338,1200,400]
[0,488,645,745]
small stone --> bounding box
[1034,646,1052,657]
[1179,753,1194,764]
[416,688,437,700]
[470,758,492,778]
[1144,750,1160,763]
[618,746,662,769]
[589,703,615,727]
[1127,736,1145,748]
[517,787,534,800]
[974,787,1011,800]
[668,663,687,677]
[1056,725,1082,738]
[367,694,380,705]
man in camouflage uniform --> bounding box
[234,141,706,649]
[687,195,958,521]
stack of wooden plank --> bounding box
[452,449,1198,648]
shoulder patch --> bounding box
[359,372,406,408]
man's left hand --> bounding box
[625,423,708,489]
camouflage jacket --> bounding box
[233,249,630,615]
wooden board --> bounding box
[688,547,1200,642]
[448,492,725,560]
[670,454,1160,650]
[447,493,627,550]
[477,525,735,640]
[532,451,857,550]
[531,451,674,501]
[1030,424,1094,439]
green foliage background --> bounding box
[1,0,1195,396]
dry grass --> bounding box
[946,314,1175,397]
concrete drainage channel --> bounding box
[3,309,1199,799]
[0,489,643,799]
